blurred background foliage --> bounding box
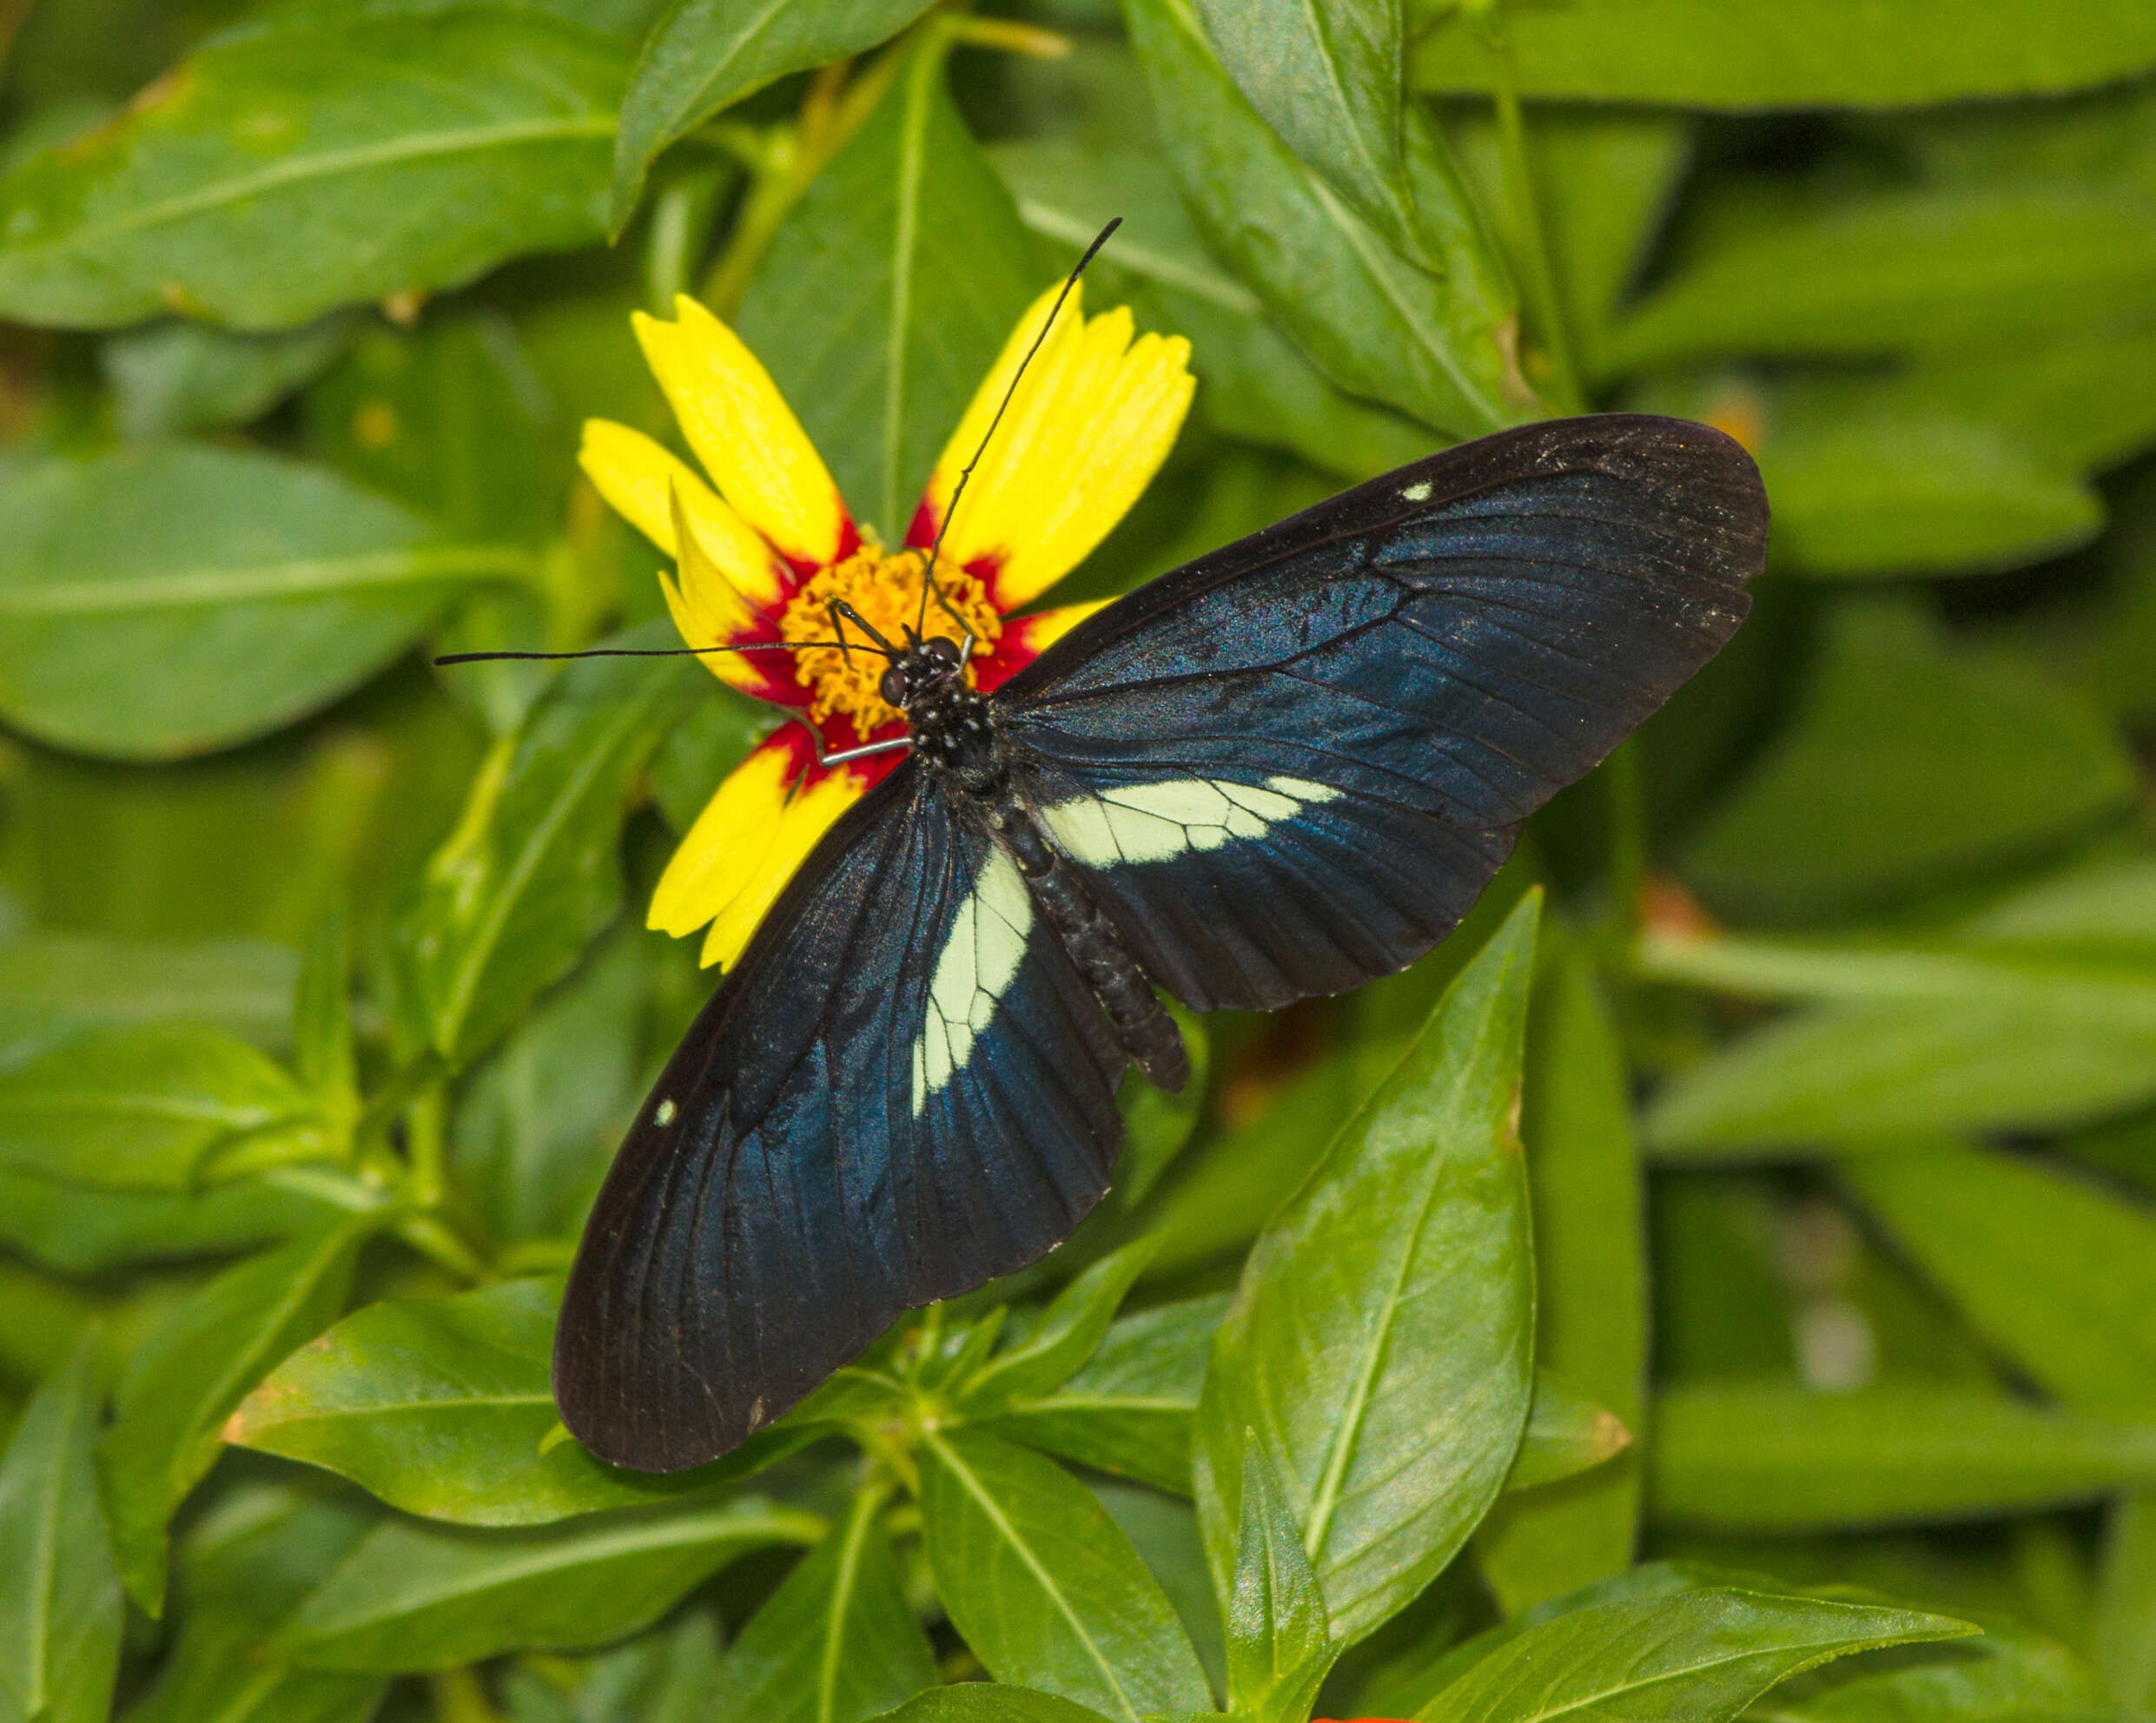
[3,0,2156,1720]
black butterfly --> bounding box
[547,407,1768,1473]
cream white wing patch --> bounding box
[1039,775,1340,868]
[911,846,1035,1116]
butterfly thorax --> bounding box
[882,638,1008,795]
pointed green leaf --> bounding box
[871,1687,1116,1723]
[919,1429,1210,1720]
[1197,893,1539,1644]
[226,1277,751,1525]
[734,32,1036,541]
[0,1021,326,1189]
[1226,1443,1333,1723]
[0,13,625,330]
[103,314,357,440]
[1652,1383,2156,1530]
[1504,1371,1633,1496]
[1122,0,1521,439]
[0,933,298,1061]
[99,1212,378,1615]
[1779,1620,2119,1723]
[960,1241,1161,1418]
[283,1495,821,1671]
[388,617,706,1069]
[717,1482,936,1723]
[610,0,938,228]
[0,1340,121,1723]
[1413,1586,1971,1723]
[0,446,520,761]
[0,1165,341,1277]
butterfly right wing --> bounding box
[554,763,1128,1472]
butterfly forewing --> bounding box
[556,413,1767,1471]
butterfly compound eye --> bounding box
[878,664,907,706]
[925,636,962,668]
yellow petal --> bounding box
[920,286,1195,610]
[579,420,790,610]
[656,485,787,700]
[700,763,863,969]
[633,297,850,571]
[648,736,794,939]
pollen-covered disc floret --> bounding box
[777,548,1000,738]
[577,277,1194,970]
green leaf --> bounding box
[449,927,646,1245]
[292,904,356,1128]
[715,1482,936,1723]
[1837,1139,2156,1416]
[610,0,937,228]
[0,933,297,1062]
[387,618,705,1070]
[994,139,1435,483]
[0,1165,341,1275]
[1196,893,1539,1645]
[1600,189,2156,373]
[1776,1620,2120,1723]
[1192,0,1440,274]
[0,445,522,760]
[1505,1372,1633,1496]
[1477,942,1646,1611]
[1122,0,1522,439]
[1409,1,2156,109]
[649,680,777,835]
[986,1294,1227,1496]
[0,1022,326,1189]
[1225,1443,1333,1723]
[281,1494,821,1671]
[0,1340,121,1723]
[870,1687,1116,1723]
[99,1212,378,1615]
[227,1277,744,1525]
[103,313,357,439]
[2098,1494,2156,1712]
[959,1241,1160,1418]
[1412,1585,1971,1723]
[735,31,1036,543]
[1650,1383,2156,1530]
[0,12,625,330]
[918,1428,1211,1720]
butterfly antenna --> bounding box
[915,215,1122,644]
[433,638,893,667]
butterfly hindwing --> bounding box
[995,414,1767,1010]
[554,766,1127,1471]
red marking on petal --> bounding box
[833,503,860,564]
[970,621,1046,695]
[905,498,940,551]
[791,711,909,794]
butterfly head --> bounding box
[877,632,965,711]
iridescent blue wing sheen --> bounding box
[554,764,1127,1472]
[994,414,1767,1010]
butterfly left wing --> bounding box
[992,414,1766,1011]
[555,764,1128,1472]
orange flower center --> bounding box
[778,546,1002,739]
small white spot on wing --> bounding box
[653,1098,677,1127]
[1401,479,1432,502]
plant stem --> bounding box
[1485,26,1584,413]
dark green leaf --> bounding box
[1197,894,1538,1644]
[281,1494,821,1670]
[103,314,358,439]
[1412,1585,1970,1723]
[227,1277,739,1525]
[0,445,522,760]
[735,33,1037,542]
[387,618,705,1070]
[0,1165,341,1275]
[1684,604,2133,916]
[919,1428,1211,1720]
[716,1483,936,1723]
[0,932,297,1062]
[1226,1443,1333,1723]
[1838,1140,2156,1416]
[1122,0,1523,439]
[1651,1383,2156,1529]
[99,1211,378,1614]
[0,13,626,330]
[1192,0,1439,273]
[1477,942,1645,1610]
[959,1241,1160,1418]
[994,139,1435,483]
[870,1687,1116,1723]
[0,1340,120,1723]
[1410,1,2156,109]
[1602,189,2156,372]
[987,1294,1227,1495]
[0,1022,326,1189]
[610,0,937,228]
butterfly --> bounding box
[539,386,1768,1471]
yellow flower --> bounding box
[579,284,1195,969]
